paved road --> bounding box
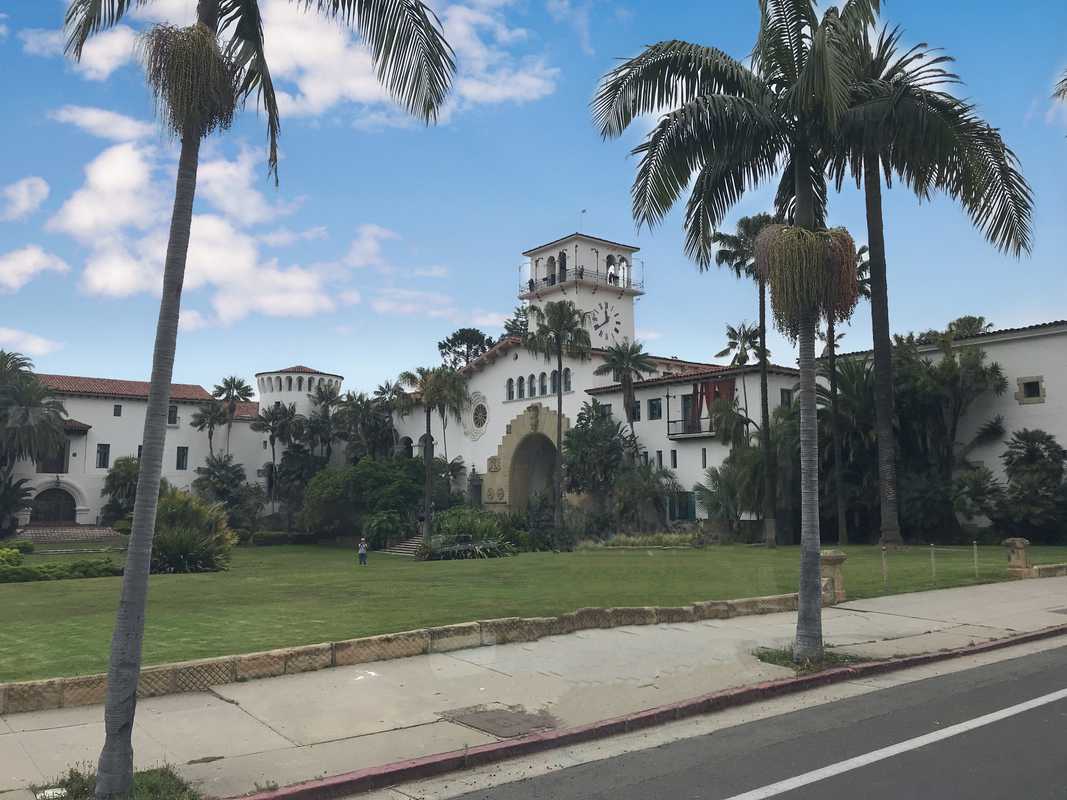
[451,645,1067,800]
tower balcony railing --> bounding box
[667,416,716,439]
[520,267,644,296]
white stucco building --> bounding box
[11,231,1064,529]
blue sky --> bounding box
[1,0,1064,392]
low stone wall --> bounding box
[1030,563,1067,578]
[0,582,833,716]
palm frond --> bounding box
[1055,68,1067,101]
[305,0,455,122]
[65,0,151,59]
[592,40,765,138]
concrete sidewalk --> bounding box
[2,578,1066,798]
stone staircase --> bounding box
[16,525,126,551]
[382,536,422,557]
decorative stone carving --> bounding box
[487,456,501,472]
[1003,537,1032,577]
[819,550,848,604]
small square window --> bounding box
[1022,381,1041,399]
[113,404,122,417]
[176,446,189,471]
[648,398,663,421]
[1015,376,1045,405]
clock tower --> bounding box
[519,233,643,346]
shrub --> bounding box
[4,538,33,554]
[576,531,697,550]
[419,507,514,560]
[363,510,406,550]
[0,547,23,567]
[150,489,236,573]
[300,458,422,537]
[250,531,309,546]
[0,558,122,583]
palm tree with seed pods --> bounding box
[64,1,455,794]
[593,0,872,660]
[829,25,1032,546]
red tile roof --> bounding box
[63,418,92,433]
[254,365,344,378]
[586,362,799,395]
[37,374,213,402]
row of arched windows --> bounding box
[258,375,340,393]
[506,368,571,401]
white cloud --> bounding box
[81,240,159,296]
[371,287,506,328]
[179,308,210,331]
[20,25,138,81]
[48,143,161,242]
[414,265,449,278]
[197,147,295,226]
[1,177,50,221]
[470,310,509,328]
[546,0,593,55]
[260,225,328,247]
[0,246,69,292]
[0,13,9,40]
[211,263,335,323]
[345,224,399,271]
[636,328,663,341]
[339,289,362,305]
[0,328,63,357]
[50,105,155,141]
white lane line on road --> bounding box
[721,686,1067,800]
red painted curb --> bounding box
[225,621,1067,800]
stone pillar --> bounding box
[820,550,848,604]
[1003,537,1032,578]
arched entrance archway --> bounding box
[508,433,557,513]
[398,436,414,460]
[31,488,77,525]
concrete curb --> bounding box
[0,584,829,715]
[226,621,1067,800]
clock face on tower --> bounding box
[592,301,622,342]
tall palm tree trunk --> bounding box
[269,438,277,513]
[793,140,823,661]
[863,151,902,546]
[553,347,564,528]
[759,279,776,547]
[422,407,433,544]
[96,130,202,798]
[207,428,214,458]
[827,319,847,545]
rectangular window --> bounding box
[96,443,110,469]
[167,405,178,425]
[113,404,122,417]
[176,446,189,471]
[681,393,694,421]
[137,445,142,460]
[670,449,677,469]
[641,452,649,466]
[780,388,794,407]
[648,398,662,420]
[702,447,707,468]
[669,491,697,522]
[601,403,612,418]
[656,450,663,468]
[1022,380,1041,399]
[630,401,641,422]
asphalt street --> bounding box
[451,644,1067,800]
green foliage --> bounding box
[4,538,34,554]
[0,558,122,583]
[438,328,495,368]
[419,507,514,559]
[43,766,199,800]
[694,446,763,534]
[984,430,1067,544]
[577,532,697,549]
[300,467,353,536]
[300,458,423,537]
[193,453,247,506]
[503,305,529,338]
[101,456,141,523]
[151,489,236,573]
[563,401,628,507]
[0,548,22,567]
[614,462,681,532]
[0,468,33,536]
[363,511,406,550]
[0,361,67,465]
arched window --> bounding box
[528,374,536,396]
[275,377,282,391]
[286,376,293,391]
[558,251,567,281]
[605,255,618,285]
[539,372,547,395]
[619,257,629,286]
[399,437,414,460]
[297,376,303,391]
[506,378,515,401]
[308,377,315,390]
[517,376,525,399]
[546,256,557,285]
[551,370,559,393]
[563,368,572,392]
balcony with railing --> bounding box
[667,416,716,439]
[520,266,644,298]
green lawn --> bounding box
[4,543,1066,683]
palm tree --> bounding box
[189,400,227,457]
[526,300,592,528]
[830,25,1032,546]
[429,368,469,464]
[65,2,454,794]
[711,214,777,545]
[308,381,341,459]
[250,402,296,510]
[398,367,461,543]
[715,321,760,424]
[1055,69,1067,102]
[593,340,655,438]
[0,350,34,390]
[593,0,874,660]
[0,376,67,465]
[212,376,253,455]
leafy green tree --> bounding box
[213,377,254,455]
[593,0,874,660]
[192,453,247,509]
[438,328,495,369]
[830,25,1032,546]
[0,468,33,536]
[67,0,457,762]
[503,305,529,338]
[592,341,655,436]
[101,457,142,523]
[987,430,1067,543]
[614,461,681,532]
[336,391,396,461]
[711,214,777,545]
[189,400,228,457]
[694,448,762,538]
[526,300,592,527]
[562,401,628,514]
[275,443,326,530]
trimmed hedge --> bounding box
[3,539,35,554]
[0,558,123,583]
[0,548,22,567]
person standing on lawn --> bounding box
[357,537,369,567]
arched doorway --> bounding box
[31,488,77,525]
[508,433,557,513]
[398,436,414,460]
